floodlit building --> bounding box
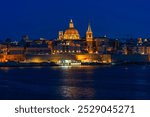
[4,19,147,64]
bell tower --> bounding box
[86,23,93,41]
[86,23,94,54]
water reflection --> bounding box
[60,86,95,99]
[53,66,97,99]
[0,66,44,72]
[1,65,150,99]
[0,67,11,72]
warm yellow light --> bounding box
[32,58,42,63]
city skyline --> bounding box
[1,0,150,101]
[0,0,150,40]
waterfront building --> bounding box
[0,44,7,54]
[34,38,48,45]
[0,19,112,64]
[2,20,150,64]
[137,46,145,55]
[137,38,143,45]
[25,47,50,55]
[146,47,150,55]
[95,37,109,54]
[7,47,24,55]
[20,35,32,47]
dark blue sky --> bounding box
[0,0,150,40]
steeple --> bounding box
[69,19,74,28]
[87,22,92,32]
[86,22,93,41]
[86,22,93,54]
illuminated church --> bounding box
[58,19,93,41]
[53,19,94,54]
[0,19,112,63]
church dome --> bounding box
[64,28,80,39]
[63,20,80,40]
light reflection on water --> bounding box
[53,66,97,99]
[60,86,95,100]
[0,67,11,72]
[0,65,150,99]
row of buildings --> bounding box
[0,19,150,64]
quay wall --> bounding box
[1,54,150,64]
[0,54,25,62]
[0,54,111,63]
[75,54,111,63]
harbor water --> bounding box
[0,65,150,100]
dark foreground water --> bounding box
[0,65,150,100]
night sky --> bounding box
[0,0,150,40]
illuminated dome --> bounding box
[63,19,80,40]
